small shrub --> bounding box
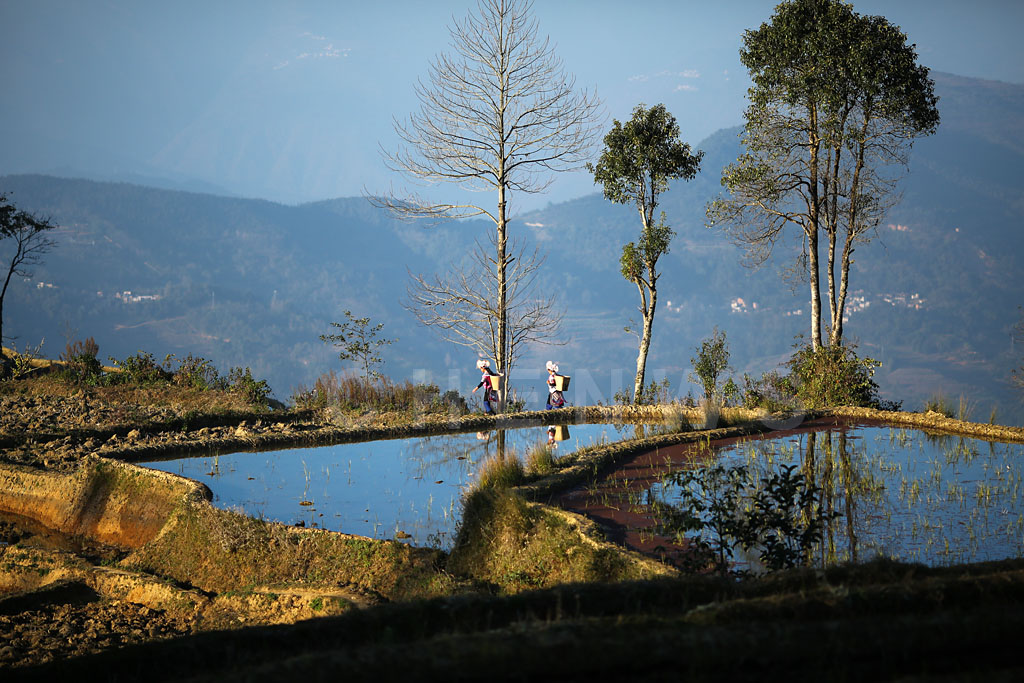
[59,337,103,384]
[505,388,527,412]
[3,339,45,380]
[107,350,171,386]
[924,393,954,418]
[227,366,272,407]
[165,353,222,390]
[721,377,741,407]
[689,327,731,402]
[439,389,469,414]
[742,371,795,412]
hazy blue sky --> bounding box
[2,0,1022,212]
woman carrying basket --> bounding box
[472,359,499,414]
[546,361,566,410]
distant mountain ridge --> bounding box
[2,72,1022,419]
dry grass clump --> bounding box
[924,392,975,421]
[525,444,557,477]
[474,451,525,490]
[292,370,467,418]
[448,488,667,593]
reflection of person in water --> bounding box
[547,425,557,448]
[472,359,498,414]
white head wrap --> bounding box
[545,361,559,373]
[476,359,490,370]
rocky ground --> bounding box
[0,598,195,668]
[0,510,199,668]
[0,385,317,668]
[0,386,323,472]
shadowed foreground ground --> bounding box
[8,557,1024,682]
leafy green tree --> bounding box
[707,0,939,349]
[590,103,703,403]
[320,311,396,381]
[1,193,57,367]
[689,327,731,402]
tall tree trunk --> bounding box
[833,237,853,346]
[807,104,823,351]
[825,140,842,346]
[497,186,508,412]
[808,227,823,351]
[827,225,838,344]
[633,283,657,404]
[832,117,870,347]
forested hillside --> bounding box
[3,73,1022,419]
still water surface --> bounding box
[563,422,1024,570]
[141,421,639,549]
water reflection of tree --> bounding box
[405,427,552,480]
[403,431,499,480]
[648,427,886,574]
[642,425,1024,572]
[805,430,867,566]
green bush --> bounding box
[107,350,171,386]
[786,343,887,409]
[165,353,223,390]
[227,367,272,407]
[689,327,731,402]
[741,344,898,412]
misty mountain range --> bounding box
[3,73,1023,420]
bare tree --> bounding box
[405,234,563,381]
[372,0,600,407]
[1,193,57,364]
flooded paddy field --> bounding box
[140,420,644,549]
[557,418,1024,571]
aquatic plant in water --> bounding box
[651,462,834,575]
